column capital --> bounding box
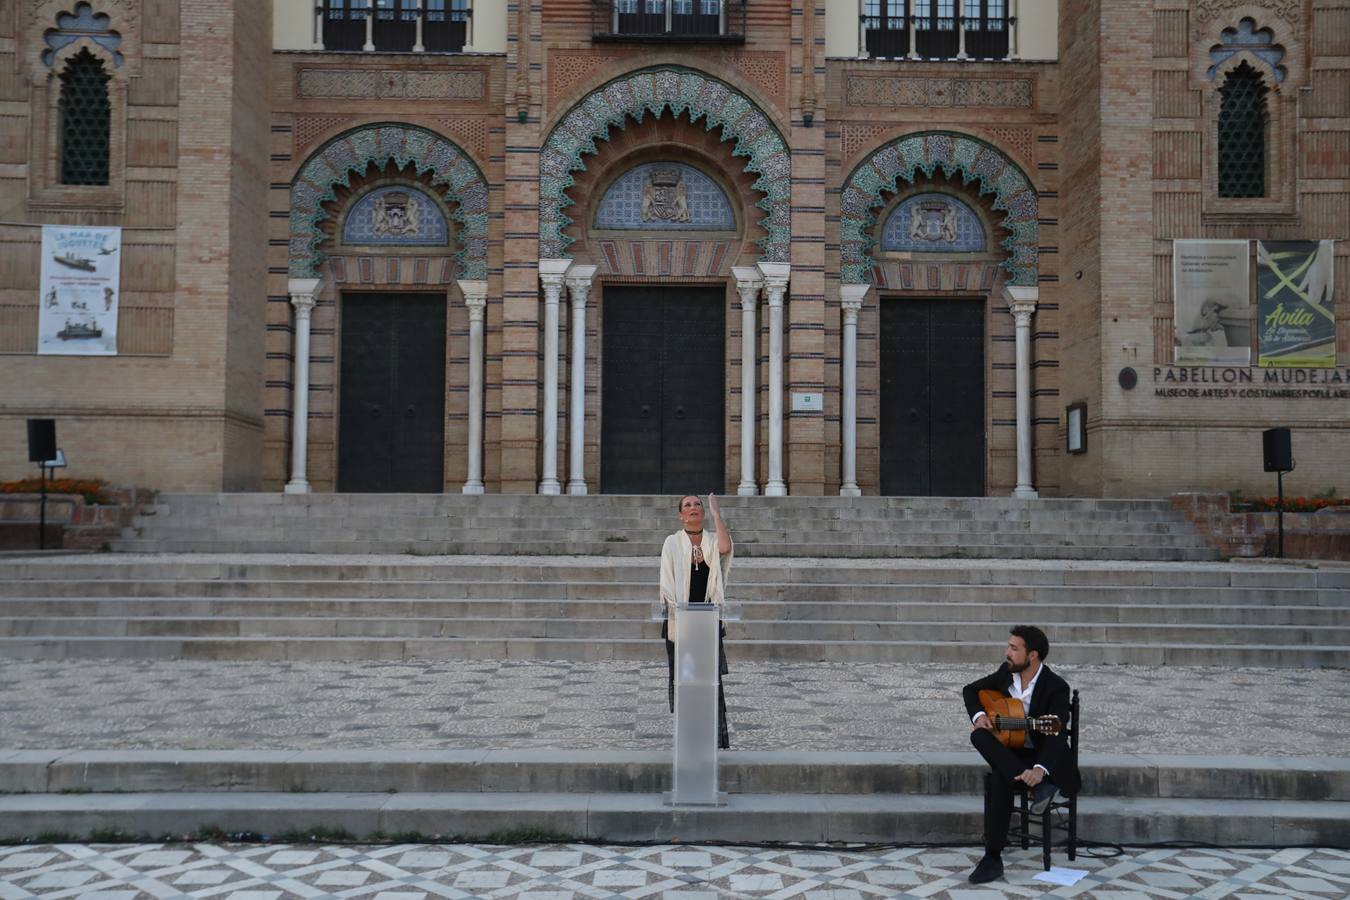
[565,264,598,300]
[288,277,321,313]
[1001,283,1039,312]
[756,261,791,299]
[539,258,572,295]
[457,279,489,304]
[839,282,870,315]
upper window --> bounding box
[321,0,469,52]
[58,48,111,186]
[862,0,1009,60]
[881,193,986,253]
[594,0,745,42]
[594,163,736,231]
[1216,62,1268,198]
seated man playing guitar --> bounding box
[962,625,1081,884]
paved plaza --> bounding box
[1,842,1348,899]
[0,657,1346,756]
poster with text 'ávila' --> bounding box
[38,225,120,356]
[1257,240,1336,368]
[1173,239,1251,366]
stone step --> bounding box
[10,559,1337,588]
[3,750,1342,802]
[0,791,1342,845]
[4,616,1347,647]
[108,539,1222,560]
[4,578,1342,605]
[1,635,1343,666]
[2,597,1343,623]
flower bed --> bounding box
[0,478,107,504]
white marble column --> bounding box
[284,278,320,494]
[956,0,968,59]
[757,262,790,496]
[538,259,571,495]
[731,267,763,496]
[565,265,596,495]
[458,279,488,495]
[1005,284,1039,499]
[1008,0,1019,60]
[839,283,871,497]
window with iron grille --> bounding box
[864,0,908,58]
[1217,62,1268,198]
[58,48,111,186]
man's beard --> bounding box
[1007,657,1030,673]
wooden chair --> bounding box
[983,689,1079,870]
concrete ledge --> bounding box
[2,750,1345,802]
[0,791,1345,845]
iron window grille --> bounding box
[319,0,468,52]
[863,0,909,57]
[593,0,746,42]
[58,48,111,186]
[1217,62,1268,198]
[914,0,958,58]
[963,0,1008,59]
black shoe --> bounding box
[968,853,1004,884]
[1030,780,1058,815]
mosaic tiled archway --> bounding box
[840,132,1038,286]
[539,66,791,262]
[289,124,489,279]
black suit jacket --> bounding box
[963,662,1081,795]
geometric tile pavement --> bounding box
[2,658,1347,756]
[1,843,1347,900]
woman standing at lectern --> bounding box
[659,493,734,749]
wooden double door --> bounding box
[337,293,446,492]
[880,297,986,496]
[601,286,725,494]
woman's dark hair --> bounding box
[677,494,702,512]
[1010,624,1050,661]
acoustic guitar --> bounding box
[978,689,1063,750]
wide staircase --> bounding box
[2,493,1346,845]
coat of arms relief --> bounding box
[372,190,421,238]
[641,168,690,224]
[909,199,959,243]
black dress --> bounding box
[663,558,731,749]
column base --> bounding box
[283,479,311,495]
[539,479,562,495]
[839,484,861,497]
[1012,486,1039,499]
[462,482,485,495]
[736,482,757,496]
[764,481,787,497]
[567,481,588,495]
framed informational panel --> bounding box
[38,225,120,356]
[1172,239,1250,366]
[1256,240,1336,368]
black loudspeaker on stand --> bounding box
[26,419,56,551]
[1262,427,1294,559]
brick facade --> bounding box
[0,1,1345,498]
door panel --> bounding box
[338,293,446,492]
[602,286,724,494]
[880,298,984,497]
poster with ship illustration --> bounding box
[38,225,121,355]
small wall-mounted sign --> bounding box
[791,392,822,413]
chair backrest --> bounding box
[1067,689,1080,770]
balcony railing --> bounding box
[861,2,1012,60]
[318,1,469,53]
[593,0,746,43]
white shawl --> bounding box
[658,528,733,641]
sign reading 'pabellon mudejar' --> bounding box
[38,225,121,356]
[1151,366,1350,400]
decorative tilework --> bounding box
[342,186,449,246]
[881,194,986,253]
[594,163,736,231]
[839,131,1039,286]
[288,123,488,279]
[539,66,790,262]
[1207,17,1286,82]
[42,2,123,67]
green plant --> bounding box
[89,827,143,843]
[276,825,356,844]
[483,826,574,844]
[34,831,76,843]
